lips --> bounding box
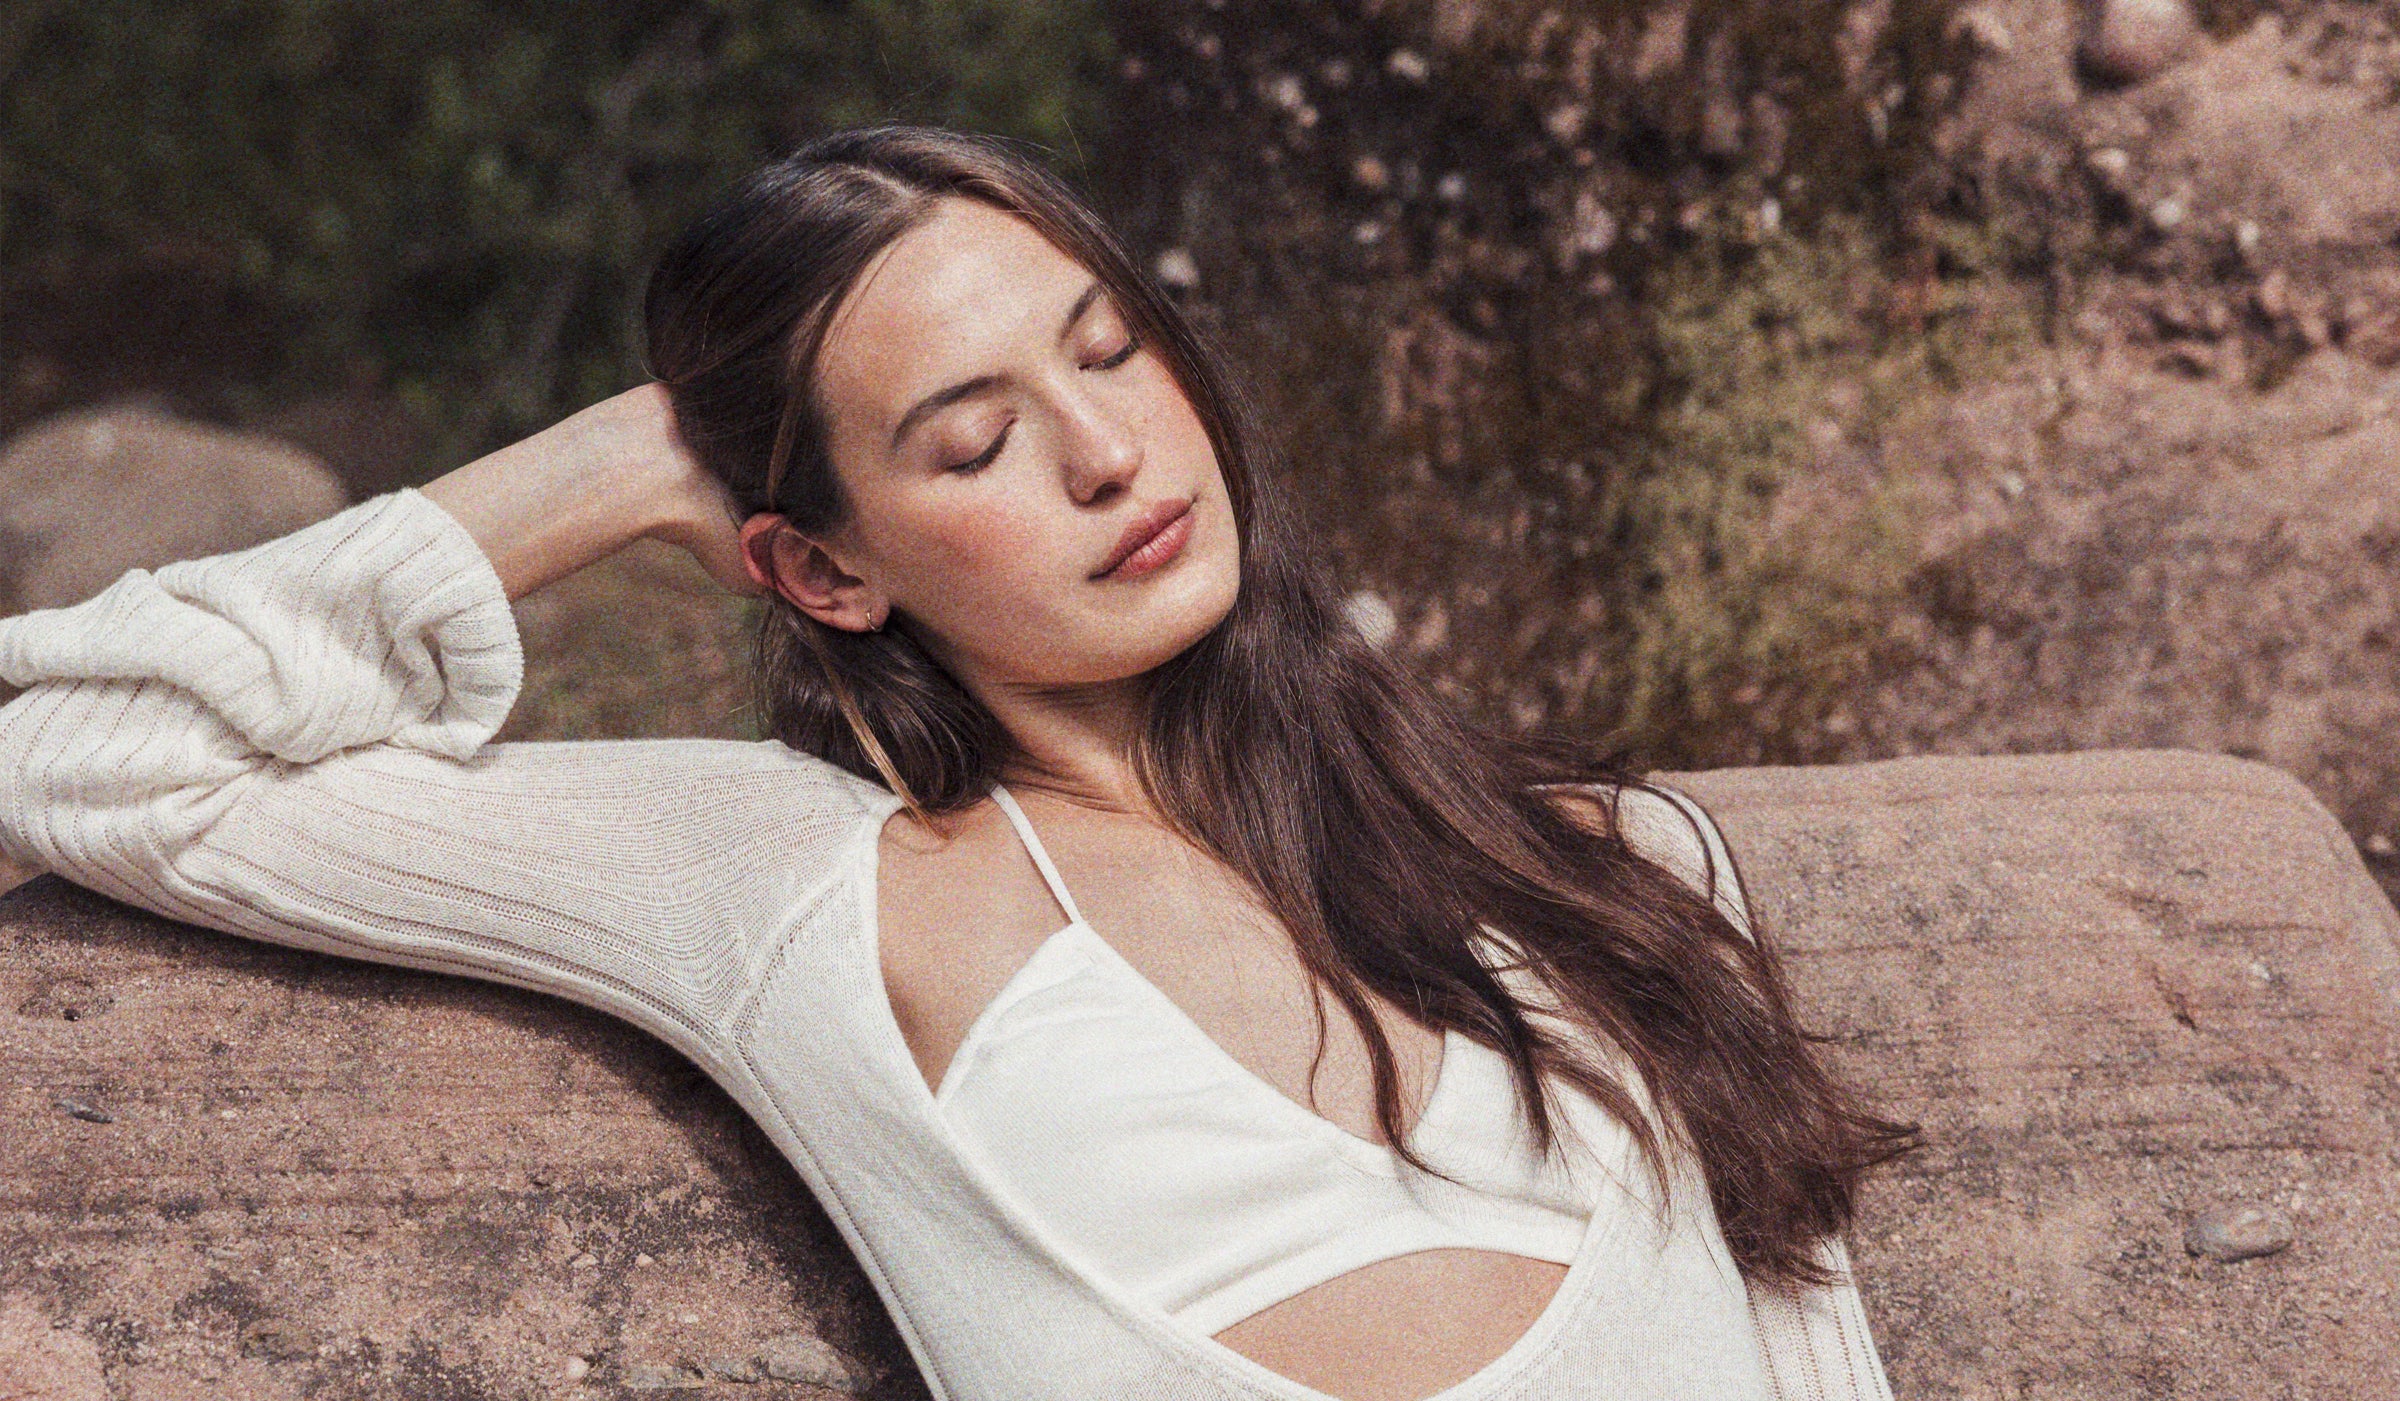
[1091,498,1195,579]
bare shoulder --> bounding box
[873,796,1073,1089]
[875,799,1062,941]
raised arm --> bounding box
[417,381,754,603]
[0,388,870,1071]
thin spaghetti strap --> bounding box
[987,785,1087,927]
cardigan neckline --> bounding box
[842,786,1643,1401]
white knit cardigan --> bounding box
[0,490,1895,1401]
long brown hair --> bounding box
[643,122,1914,1287]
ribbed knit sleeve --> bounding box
[1745,1234,1895,1401]
[0,490,880,1073]
[1625,785,1897,1401]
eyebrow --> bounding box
[887,280,1111,452]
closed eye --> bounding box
[1093,335,1141,370]
[944,424,1011,475]
[942,336,1142,474]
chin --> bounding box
[1089,561,1241,683]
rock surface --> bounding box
[0,876,904,1398]
[0,405,345,615]
[1668,749,2399,1398]
[0,1293,107,1401]
[2,749,2394,1396]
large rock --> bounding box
[0,879,909,1399]
[1,749,2392,1397]
[0,405,346,615]
[1669,749,2399,1398]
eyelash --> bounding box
[942,334,1144,474]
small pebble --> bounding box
[2184,1203,2295,1262]
[1953,8,2016,56]
[564,1355,591,1382]
[570,1252,599,1270]
[761,1332,870,1392]
[704,1354,764,1382]
[2256,269,2292,321]
[1151,247,1200,292]
[2081,0,2200,86]
[633,1252,655,1268]
[2085,146,2133,184]
[1385,48,1429,82]
[1343,591,1398,649]
[54,1097,114,1123]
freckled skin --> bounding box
[796,196,1243,691]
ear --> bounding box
[738,514,890,633]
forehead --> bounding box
[814,198,1098,443]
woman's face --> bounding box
[802,196,1241,691]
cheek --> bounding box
[876,495,1059,610]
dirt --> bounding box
[1837,0,2400,895]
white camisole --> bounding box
[938,786,1644,1336]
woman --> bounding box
[0,124,1914,1401]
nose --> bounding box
[1058,381,1144,507]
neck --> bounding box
[977,672,1155,815]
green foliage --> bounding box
[0,0,1112,468]
[1601,215,2007,765]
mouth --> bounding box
[1091,498,1196,580]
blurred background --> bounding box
[2,0,2397,894]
